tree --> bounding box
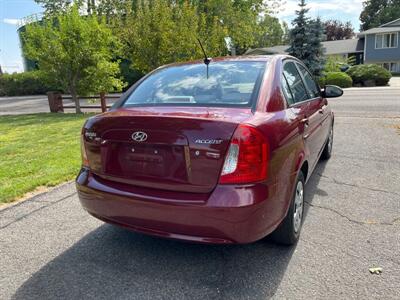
[288,0,325,77]
[121,1,220,73]
[323,20,355,41]
[31,0,284,87]
[305,18,325,77]
[254,15,284,48]
[23,6,124,113]
[360,0,400,30]
[281,21,290,44]
[119,0,282,73]
[34,0,74,15]
[287,0,310,61]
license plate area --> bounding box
[105,142,187,179]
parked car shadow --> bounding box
[12,162,328,300]
[303,160,328,218]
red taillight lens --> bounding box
[219,124,268,184]
[80,135,89,167]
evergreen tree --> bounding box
[288,0,325,77]
[305,18,325,77]
[287,0,310,60]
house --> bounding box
[359,18,400,73]
[245,18,400,73]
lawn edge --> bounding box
[0,181,74,212]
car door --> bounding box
[283,60,321,169]
[281,61,315,164]
[296,63,330,161]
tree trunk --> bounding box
[71,90,82,114]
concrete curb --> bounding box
[344,87,400,91]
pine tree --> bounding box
[288,0,325,77]
[287,0,309,60]
[304,17,325,77]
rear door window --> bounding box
[297,63,320,98]
[282,62,309,104]
[281,74,295,105]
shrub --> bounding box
[318,76,326,87]
[0,71,60,96]
[324,72,353,88]
[346,64,392,86]
[324,55,353,73]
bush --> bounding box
[318,76,326,87]
[324,72,353,88]
[324,55,352,73]
[346,64,392,86]
[0,71,60,96]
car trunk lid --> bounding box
[83,107,253,193]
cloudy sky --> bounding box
[0,0,364,73]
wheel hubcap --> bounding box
[293,181,304,233]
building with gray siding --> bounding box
[246,18,400,73]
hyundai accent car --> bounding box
[76,55,342,245]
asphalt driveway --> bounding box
[1,88,399,299]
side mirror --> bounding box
[322,85,343,98]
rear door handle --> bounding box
[318,109,324,114]
[301,118,309,125]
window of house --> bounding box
[380,62,400,73]
[390,62,399,73]
[382,62,390,70]
[375,33,398,49]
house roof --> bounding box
[245,38,364,56]
[323,39,364,54]
[358,26,400,36]
[379,18,400,27]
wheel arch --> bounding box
[300,160,309,182]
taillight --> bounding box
[80,135,89,167]
[219,124,268,184]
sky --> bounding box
[0,0,364,73]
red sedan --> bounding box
[76,55,342,245]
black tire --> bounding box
[271,172,305,245]
[321,125,333,160]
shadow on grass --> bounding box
[12,161,328,300]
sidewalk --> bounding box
[389,76,400,88]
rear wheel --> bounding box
[271,172,305,245]
[321,126,333,160]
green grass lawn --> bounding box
[0,113,92,204]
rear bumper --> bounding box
[76,169,283,244]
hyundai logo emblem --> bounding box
[132,131,148,142]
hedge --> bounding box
[0,71,60,96]
[324,72,353,88]
[346,64,392,86]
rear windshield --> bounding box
[123,61,266,108]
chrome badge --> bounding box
[132,131,148,142]
[195,139,223,144]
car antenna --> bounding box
[197,38,212,79]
